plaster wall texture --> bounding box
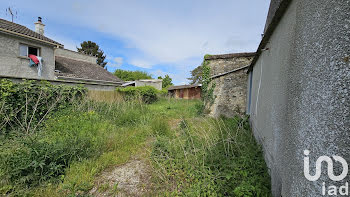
[54,48,97,64]
[208,57,253,117]
[248,0,350,196]
[0,32,55,80]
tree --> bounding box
[188,65,202,84]
[159,74,173,88]
[114,69,152,81]
[77,41,107,68]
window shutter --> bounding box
[20,44,28,56]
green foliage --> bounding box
[113,69,152,81]
[0,79,86,135]
[158,74,173,88]
[0,91,270,196]
[77,41,107,67]
[0,109,112,192]
[151,116,271,196]
[116,86,159,104]
[194,102,205,115]
[187,65,202,85]
[0,100,149,195]
[151,117,171,136]
[201,60,216,108]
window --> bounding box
[19,44,40,57]
[19,44,27,56]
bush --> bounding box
[0,109,112,191]
[116,86,159,104]
[0,79,86,134]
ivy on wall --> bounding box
[201,59,216,111]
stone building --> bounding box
[205,53,255,117]
[246,0,350,196]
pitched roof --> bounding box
[55,56,123,83]
[263,0,285,33]
[168,84,201,91]
[204,52,256,60]
[121,81,136,87]
[248,0,292,72]
[0,18,63,46]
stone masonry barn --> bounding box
[205,53,255,117]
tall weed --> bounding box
[151,116,271,196]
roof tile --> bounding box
[0,18,62,46]
[55,56,123,83]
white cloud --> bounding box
[45,34,79,51]
[106,57,123,68]
[151,69,167,78]
[12,0,269,65]
[5,0,270,84]
[129,59,153,69]
[112,57,123,66]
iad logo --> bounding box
[304,150,349,196]
[304,150,348,181]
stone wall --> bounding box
[206,54,254,117]
[54,48,97,64]
[0,32,56,80]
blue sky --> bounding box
[1,0,270,85]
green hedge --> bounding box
[0,79,86,134]
[116,86,161,104]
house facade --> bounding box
[246,0,350,196]
[0,17,123,90]
[0,18,62,79]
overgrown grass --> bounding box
[0,96,270,196]
[150,116,272,196]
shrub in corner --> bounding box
[116,86,159,104]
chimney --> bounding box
[34,17,45,35]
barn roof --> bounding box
[204,52,256,60]
[168,84,201,91]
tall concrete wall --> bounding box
[207,56,253,117]
[135,80,162,90]
[0,32,55,80]
[54,48,97,64]
[248,0,350,196]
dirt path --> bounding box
[89,158,153,197]
[89,119,184,196]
